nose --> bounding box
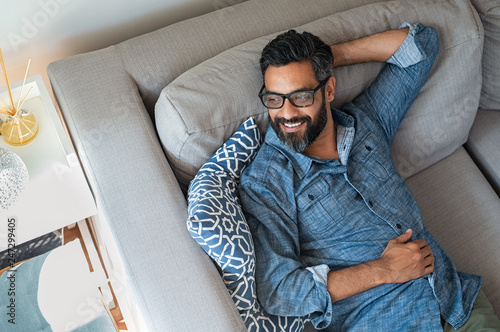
[279,97,301,119]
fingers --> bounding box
[412,241,435,274]
[392,229,413,244]
[423,246,435,271]
[407,240,432,258]
[413,238,429,248]
[404,244,435,281]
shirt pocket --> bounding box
[351,132,389,180]
[296,178,345,236]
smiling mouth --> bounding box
[282,121,305,132]
[284,122,302,128]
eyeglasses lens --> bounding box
[262,92,314,109]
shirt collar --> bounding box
[265,108,355,179]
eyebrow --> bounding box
[264,86,315,95]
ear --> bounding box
[325,76,336,103]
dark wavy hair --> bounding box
[260,30,334,82]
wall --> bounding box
[0,0,246,98]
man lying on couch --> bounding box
[240,23,500,331]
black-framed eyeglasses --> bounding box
[258,78,329,109]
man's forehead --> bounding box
[264,61,318,93]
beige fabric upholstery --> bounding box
[406,147,500,315]
[155,0,483,192]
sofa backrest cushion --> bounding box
[469,0,500,110]
[155,0,483,192]
[116,0,389,115]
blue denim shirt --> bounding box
[240,23,481,331]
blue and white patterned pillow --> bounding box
[187,117,310,331]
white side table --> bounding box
[0,74,97,247]
[0,75,115,309]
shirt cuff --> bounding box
[307,264,334,329]
[307,264,330,286]
[387,22,426,68]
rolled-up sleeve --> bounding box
[240,181,334,329]
[387,22,426,68]
[350,22,439,142]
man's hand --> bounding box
[377,229,435,284]
[326,229,434,303]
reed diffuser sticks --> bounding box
[0,49,32,117]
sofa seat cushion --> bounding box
[465,109,500,194]
[187,118,311,331]
[406,147,500,315]
[155,0,483,193]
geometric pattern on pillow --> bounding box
[188,117,261,311]
[187,117,310,331]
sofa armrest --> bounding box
[47,48,246,332]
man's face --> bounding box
[270,95,328,153]
[263,61,334,153]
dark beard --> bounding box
[270,99,328,153]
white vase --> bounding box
[0,147,29,210]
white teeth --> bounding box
[284,122,302,128]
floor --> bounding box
[64,222,128,331]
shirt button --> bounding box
[396,223,402,229]
[308,194,315,200]
[368,200,374,207]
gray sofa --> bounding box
[47,0,500,331]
